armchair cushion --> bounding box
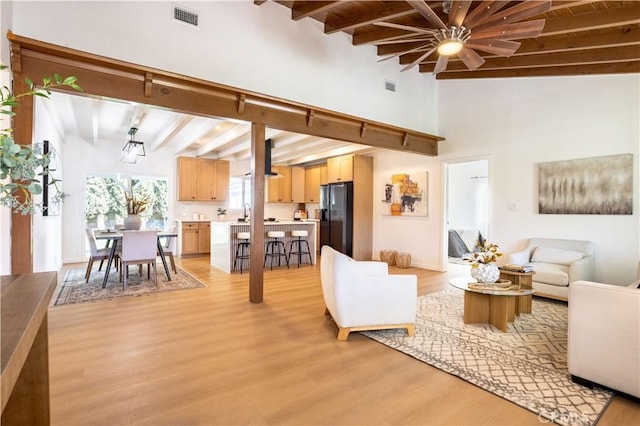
[532,263,570,287]
[321,245,417,340]
[531,247,585,265]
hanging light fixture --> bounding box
[435,26,471,56]
[120,127,146,164]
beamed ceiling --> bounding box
[264,0,640,79]
[31,1,639,169]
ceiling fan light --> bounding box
[437,39,463,56]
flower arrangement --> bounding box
[125,188,148,215]
[464,241,502,267]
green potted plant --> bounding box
[217,207,227,220]
[0,65,82,214]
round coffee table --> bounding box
[449,277,536,332]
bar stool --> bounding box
[289,230,313,267]
[234,232,251,274]
[264,231,289,270]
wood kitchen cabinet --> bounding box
[326,155,354,183]
[180,221,210,255]
[291,166,305,203]
[177,157,229,201]
[304,164,326,203]
[267,165,305,203]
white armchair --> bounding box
[506,238,594,300]
[568,279,640,398]
[320,245,417,341]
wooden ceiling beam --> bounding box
[8,32,443,156]
[420,45,639,72]
[324,2,416,34]
[290,1,341,21]
[435,60,640,79]
[541,3,640,36]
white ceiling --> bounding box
[46,91,381,166]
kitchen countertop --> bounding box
[221,220,317,226]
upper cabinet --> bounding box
[267,165,305,203]
[177,157,229,201]
[326,155,354,183]
[304,164,326,203]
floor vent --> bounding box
[173,4,199,27]
[385,80,396,92]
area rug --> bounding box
[362,289,613,426]
[54,266,206,306]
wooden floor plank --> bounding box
[48,257,639,425]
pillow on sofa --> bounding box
[531,247,585,266]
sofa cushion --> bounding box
[531,247,585,266]
[531,262,570,286]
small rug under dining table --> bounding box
[54,265,206,306]
[362,288,614,426]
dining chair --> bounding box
[119,230,158,290]
[160,226,178,274]
[85,227,114,283]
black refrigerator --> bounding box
[320,182,354,257]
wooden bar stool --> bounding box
[264,231,289,270]
[289,230,312,267]
[234,232,251,273]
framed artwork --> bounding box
[381,172,428,216]
[538,153,633,215]
[42,140,61,216]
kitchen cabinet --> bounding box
[291,166,305,203]
[177,157,229,201]
[267,165,292,203]
[326,155,354,183]
[180,221,210,255]
[304,164,326,203]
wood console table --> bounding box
[1,272,57,425]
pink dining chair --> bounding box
[85,227,114,283]
[119,230,158,290]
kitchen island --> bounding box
[211,221,317,273]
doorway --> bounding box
[444,158,490,269]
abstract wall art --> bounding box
[381,172,428,217]
[538,153,633,215]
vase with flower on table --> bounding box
[465,242,502,283]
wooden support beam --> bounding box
[144,72,153,97]
[361,122,367,138]
[249,123,266,304]
[307,109,315,127]
[237,93,246,114]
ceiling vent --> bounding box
[384,80,396,93]
[172,4,199,27]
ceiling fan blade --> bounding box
[378,43,433,62]
[463,1,511,29]
[458,47,485,70]
[373,21,438,35]
[407,1,447,29]
[433,55,449,75]
[449,1,472,28]
[464,39,520,56]
[470,19,546,41]
[402,46,438,71]
[372,37,434,46]
[473,0,551,30]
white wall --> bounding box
[372,151,442,270]
[9,1,439,135]
[437,74,640,285]
[447,160,489,237]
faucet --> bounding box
[243,203,251,220]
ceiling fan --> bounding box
[376,0,552,74]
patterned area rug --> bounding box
[54,265,206,306]
[363,289,613,426]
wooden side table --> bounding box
[499,269,536,315]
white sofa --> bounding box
[506,238,594,300]
[568,279,640,398]
[320,245,417,341]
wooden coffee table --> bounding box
[449,277,536,332]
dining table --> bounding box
[94,230,178,288]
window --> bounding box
[228,176,252,209]
[85,173,169,230]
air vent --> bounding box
[173,4,199,27]
[384,80,396,92]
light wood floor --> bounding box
[49,257,639,425]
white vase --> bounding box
[471,263,499,283]
[124,214,142,230]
